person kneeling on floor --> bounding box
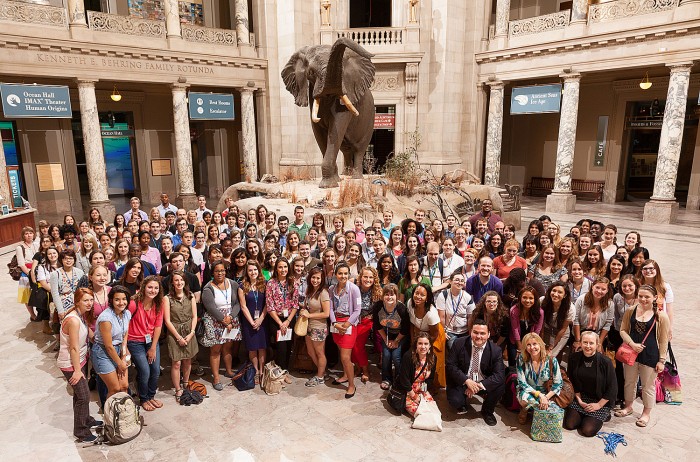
[446,319,505,426]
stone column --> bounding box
[495,0,511,38]
[77,80,115,221]
[0,134,10,208]
[240,87,258,182]
[546,73,581,214]
[171,84,197,210]
[643,63,693,223]
[66,0,87,28]
[234,0,251,45]
[484,80,505,187]
[163,0,181,38]
[571,0,589,24]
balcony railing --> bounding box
[0,0,67,27]
[87,11,165,38]
[588,0,679,24]
[182,24,236,46]
[335,27,404,46]
[509,10,570,37]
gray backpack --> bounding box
[102,392,144,444]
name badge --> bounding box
[420,382,428,392]
[145,334,152,344]
[253,309,260,319]
[282,309,289,318]
[472,372,479,382]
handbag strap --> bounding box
[640,315,657,345]
[667,343,676,367]
[412,358,429,384]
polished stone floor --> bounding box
[0,198,698,461]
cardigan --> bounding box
[396,350,437,393]
[201,279,241,322]
[567,351,617,407]
[619,306,670,365]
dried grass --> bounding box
[279,166,313,182]
[290,187,298,204]
[337,179,365,209]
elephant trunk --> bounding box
[311,98,321,123]
[340,95,359,117]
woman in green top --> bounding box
[398,255,431,304]
[262,250,280,281]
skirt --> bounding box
[332,316,357,350]
[92,343,122,375]
[241,315,268,351]
[17,274,31,304]
[200,313,241,347]
[569,393,612,422]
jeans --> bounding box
[127,341,160,402]
[62,364,98,439]
[381,342,402,384]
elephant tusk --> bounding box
[341,95,359,117]
[311,98,321,123]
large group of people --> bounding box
[14,193,674,441]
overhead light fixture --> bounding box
[639,73,652,90]
[110,85,122,102]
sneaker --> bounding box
[213,382,224,391]
[194,366,205,376]
[79,434,98,443]
[305,376,324,387]
[89,420,103,428]
[456,406,469,415]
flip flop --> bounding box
[175,389,183,403]
[636,418,649,427]
[150,399,163,408]
[142,401,155,411]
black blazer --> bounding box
[446,336,505,393]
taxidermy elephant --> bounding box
[282,38,376,188]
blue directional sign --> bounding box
[0,83,72,118]
[188,92,235,120]
[510,84,562,115]
[7,168,23,208]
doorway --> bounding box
[624,100,698,203]
[366,105,396,173]
[72,111,137,202]
[350,0,392,28]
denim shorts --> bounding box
[92,343,122,375]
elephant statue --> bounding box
[282,38,376,188]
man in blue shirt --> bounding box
[465,256,503,303]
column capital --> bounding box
[238,86,256,93]
[76,79,98,87]
[486,79,505,89]
[559,72,582,82]
[665,62,694,72]
[170,83,190,91]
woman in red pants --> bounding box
[352,267,383,383]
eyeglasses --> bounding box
[485,300,498,305]
[642,267,656,272]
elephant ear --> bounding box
[323,38,375,104]
[282,47,311,107]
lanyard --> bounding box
[447,290,463,327]
[214,280,230,306]
[252,290,259,308]
[427,261,438,282]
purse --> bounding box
[661,344,680,390]
[545,357,574,409]
[387,360,428,413]
[411,398,442,432]
[294,313,309,337]
[231,361,256,391]
[530,406,564,443]
[616,312,656,366]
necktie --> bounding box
[468,345,482,379]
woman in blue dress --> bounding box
[516,332,563,425]
[239,260,268,383]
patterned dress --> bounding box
[405,359,433,416]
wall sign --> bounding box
[188,92,235,120]
[36,163,65,192]
[510,84,562,114]
[151,159,172,176]
[594,116,608,167]
[7,167,23,208]
[0,83,72,118]
[374,113,395,129]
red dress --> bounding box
[405,360,434,416]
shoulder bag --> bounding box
[387,359,428,413]
[545,356,574,409]
[616,310,656,366]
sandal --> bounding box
[380,381,390,390]
[175,389,183,403]
[614,408,633,418]
[142,401,155,411]
[518,407,528,425]
[284,375,292,384]
[636,417,649,427]
[150,399,163,408]
[361,374,369,384]
[254,373,261,385]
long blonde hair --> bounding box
[520,332,547,363]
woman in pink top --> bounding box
[57,288,100,442]
[127,276,165,411]
[508,286,544,368]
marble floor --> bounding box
[0,200,698,461]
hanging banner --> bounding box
[0,83,72,118]
[594,116,608,167]
[188,92,235,120]
[374,113,395,129]
[510,84,562,114]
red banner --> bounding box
[374,113,395,129]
